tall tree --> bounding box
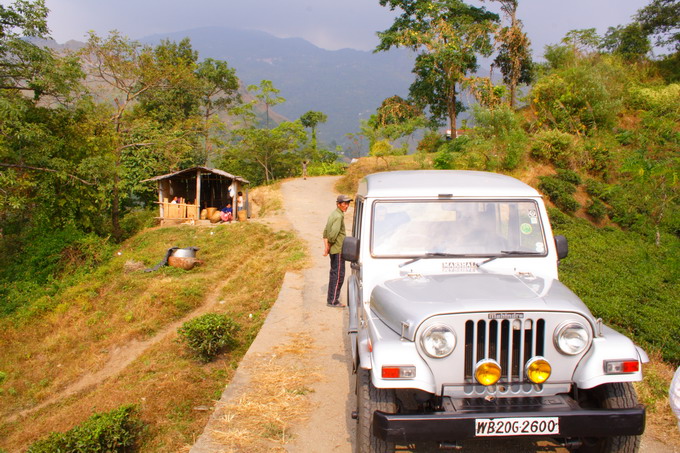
[483,0,533,108]
[195,58,240,164]
[223,121,305,184]
[0,0,81,99]
[602,23,652,61]
[247,79,285,129]
[0,1,92,236]
[80,32,197,241]
[299,110,327,155]
[376,0,498,135]
[635,0,680,52]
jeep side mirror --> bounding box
[342,237,360,262]
[555,235,568,260]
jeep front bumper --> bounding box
[373,395,645,442]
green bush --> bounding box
[417,130,445,153]
[584,178,609,200]
[178,313,240,362]
[556,168,582,185]
[586,199,608,221]
[472,105,522,139]
[627,83,680,117]
[554,215,680,363]
[531,65,621,134]
[27,404,143,453]
[120,208,157,241]
[538,175,581,213]
[530,129,574,168]
[307,162,346,176]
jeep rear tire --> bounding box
[356,368,397,453]
[576,382,641,453]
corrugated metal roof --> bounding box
[357,170,539,198]
[142,166,250,184]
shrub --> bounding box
[584,178,609,200]
[417,130,445,153]
[627,83,680,117]
[586,199,608,221]
[500,139,525,171]
[556,169,582,185]
[120,208,157,241]
[27,405,143,453]
[307,162,346,176]
[531,66,621,134]
[538,175,581,213]
[178,313,240,362]
[530,129,574,168]
[472,105,522,139]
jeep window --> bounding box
[370,200,547,257]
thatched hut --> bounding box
[143,167,250,225]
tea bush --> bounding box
[178,313,240,362]
[553,214,680,364]
[538,175,580,213]
[27,405,143,452]
[556,168,582,185]
[586,199,608,221]
[530,129,574,168]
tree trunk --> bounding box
[448,86,458,139]
[111,171,122,242]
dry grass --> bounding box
[249,182,284,218]
[636,354,680,447]
[0,220,307,451]
[210,333,321,452]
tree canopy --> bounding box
[376,0,499,134]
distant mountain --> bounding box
[140,27,416,146]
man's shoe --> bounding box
[327,302,345,308]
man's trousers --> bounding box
[327,253,345,305]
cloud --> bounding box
[45,0,650,53]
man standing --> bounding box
[323,194,352,307]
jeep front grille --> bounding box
[464,318,546,383]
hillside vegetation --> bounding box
[0,221,306,451]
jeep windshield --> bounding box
[370,200,547,258]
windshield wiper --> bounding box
[399,253,474,268]
[480,250,545,265]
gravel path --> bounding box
[191,176,354,453]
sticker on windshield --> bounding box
[520,223,533,235]
[535,242,545,253]
[528,209,538,224]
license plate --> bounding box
[475,417,559,437]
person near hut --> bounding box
[302,160,308,180]
[170,196,178,204]
[322,194,352,307]
[220,203,233,223]
[236,191,246,221]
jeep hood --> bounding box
[370,272,593,341]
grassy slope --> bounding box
[0,221,307,451]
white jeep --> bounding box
[342,170,647,453]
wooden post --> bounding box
[158,182,165,218]
[195,169,201,220]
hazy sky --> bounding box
[45,0,651,56]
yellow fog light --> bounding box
[525,357,551,384]
[475,359,501,386]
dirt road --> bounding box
[191,176,355,453]
[190,176,671,453]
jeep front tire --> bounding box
[356,368,397,453]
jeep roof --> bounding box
[358,170,541,199]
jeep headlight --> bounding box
[554,321,591,355]
[420,324,456,358]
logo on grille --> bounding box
[488,313,524,319]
